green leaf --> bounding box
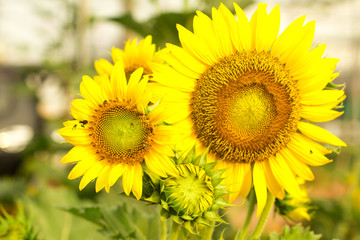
[58,206,104,227]
[269,224,322,240]
[106,12,194,47]
[60,202,159,240]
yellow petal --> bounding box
[68,155,97,180]
[287,133,332,166]
[94,59,113,76]
[280,148,315,181]
[300,106,343,122]
[61,146,88,163]
[122,164,135,196]
[212,6,234,56]
[250,3,280,51]
[111,47,124,64]
[109,163,126,186]
[110,61,127,100]
[269,154,301,198]
[193,11,223,58]
[95,165,111,193]
[284,20,316,70]
[300,134,333,155]
[228,163,252,203]
[298,121,346,147]
[80,75,105,108]
[178,22,216,65]
[144,152,167,177]
[261,160,284,199]
[131,163,143,200]
[162,52,200,79]
[218,3,241,51]
[150,63,196,92]
[166,43,207,74]
[233,3,252,50]
[57,125,91,146]
[70,99,93,120]
[79,161,104,190]
[253,161,267,216]
[271,15,306,59]
[127,67,144,101]
[300,89,345,107]
[149,149,179,177]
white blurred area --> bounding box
[0,0,359,68]
[0,125,34,153]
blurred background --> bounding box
[0,0,359,239]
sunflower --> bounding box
[94,35,164,78]
[152,3,346,215]
[58,62,182,199]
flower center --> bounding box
[191,51,300,163]
[90,100,153,164]
[163,164,214,217]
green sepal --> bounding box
[144,191,160,204]
[325,81,345,90]
[214,186,230,199]
[160,208,171,220]
[183,221,198,235]
[210,197,231,210]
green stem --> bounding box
[160,218,167,240]
[238,190,256,240]
[201,223,214,240]
[250,192,275,240]
[170,222,181,240]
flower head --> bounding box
[58,62,183,199]
[153,2,346,215]
[145,147,230,234]
[94,35,164,78]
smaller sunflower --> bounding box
[58,62,183,199]
[144,147,231,234]
[94,35,164,78]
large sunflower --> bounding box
[58,62,181,199]
[153,3,346,214]
[94,35,164,77]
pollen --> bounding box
[89,99,153,164]
[191,51,300,163]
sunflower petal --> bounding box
[280,148,315,181]
[261,160,284,199]
[253,161,268,216]
[79,161,104,190]
[122,164,135,196]
[298,121,346,146]
[300,106,343,122]
[109,163,126,187]
[94,59,113,76]
[96,165,111,193]
[131,163,143,200]
[269,154,301,198]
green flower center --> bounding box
[191,51,300,163]
[90,100,153,164]
[163,163,214,217]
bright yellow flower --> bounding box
[58,62,182,199]
[153,3,346,215]
[94,35,164,77]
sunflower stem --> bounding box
[250,192,275,240]
[160,218,167,240]
[170,221,181,240]
[201,223,214,240]
[237,190,256,240]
